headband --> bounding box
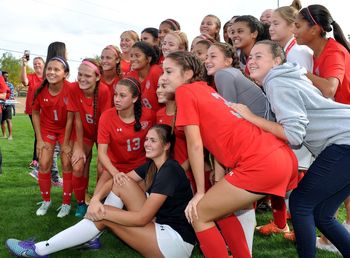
[81,60,101,76]
[306,7,318,26]
[123,77,140,94]
[104,45,119,58]
[164,19,180,30]
[50,57,67,69]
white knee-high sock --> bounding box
[235,208,256,254]
[35,219,100,255]
[104,191,124,208]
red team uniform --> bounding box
[175,81,298,197]
[121,59,131,76]
[0,75,8,115]
[67,82,111,146]
[25,73,43,115]
[98,107,156,172]
[313,38,350,104]
[32,80,72,144]
[100,76,120,106]
[127,64,163,112]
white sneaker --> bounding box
[57,204,71,218]
[343,221,350,233]
[316,237,340,254]
[36,201,51,216]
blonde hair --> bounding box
[166,31,189,51]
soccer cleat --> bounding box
[29,169,39,181]
[36,201,51,216]
[75,203,88,218]
[256,221,290,235]
[5,238,49,257]
[57,204,71,218]
[283,231,296,242]
[29,160,39,169]
[316,237,340,254]
[75,237,102,251]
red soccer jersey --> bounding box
[32,80,72,132]
[127,64,163,112]
[98,107,156,172]
[25,73,43,115]
[0,75,7,114]
[100,75,120,106]
[175,81,299,196]
[121,59,131,76]
[156,107,188,164]
[175,81,286,168]
[67,82,111,143]
[313,38,350,104]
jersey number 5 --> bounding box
[126,138,141,152]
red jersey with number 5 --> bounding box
[98,107,156,172]
[32,80,72,131]
[67,82,112,142]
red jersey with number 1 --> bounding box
[127,64,163,112]
[32,80,72,132]
[98,107,155,172]
[156,107,188,164]
[67,82,112,142]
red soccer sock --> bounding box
[62,172,72,205]
[271,196,287,229]
[38,171,51,201]
[196,226,230,258]
[72,174,86,204]
[217,215,251,258]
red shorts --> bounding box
[224,145,298,197]
[41,128,66,145]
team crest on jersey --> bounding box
[63,97,68,105]
[141,121,149,129]
[145,80,151,90]
[44,98,49,102]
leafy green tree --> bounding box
[0,52,33,92]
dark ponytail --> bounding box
[299,5,350,53]
[117,77,142,131]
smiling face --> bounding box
[101,48,118,72]
[144,128,168,160]
[77,64,98,91]
[130,47,150,71]
[113,83,137,111]
[192,42,209,63]
[161,58,189,98]
[156,75,175,104]
[33,58,44,76]
[158,23,173,44]
[120,32,136,54]
[45,60,67,84]
[248,43,281,85]
[205,45,232,75]
[200,16,219,39]
[162,33,181,57]
[230,21,257,50]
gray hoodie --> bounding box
[263,62,350,157]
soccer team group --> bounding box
[3,1,350,257]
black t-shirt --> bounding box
[135,159,197,245]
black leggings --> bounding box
[29,115,38,162]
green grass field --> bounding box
[0,115,342,257]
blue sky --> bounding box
[1,0,348,79]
